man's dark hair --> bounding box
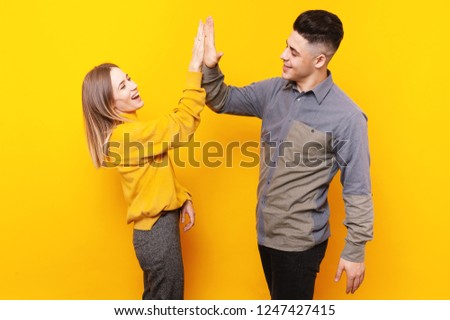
[293,10,344,53]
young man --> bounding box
[202,10,374,299]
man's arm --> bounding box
[202,16,270,118]
[202,65,274,118]
[334,112,374,294]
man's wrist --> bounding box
[203,62,218,69]
[341,242,366,262]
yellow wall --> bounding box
[1,0,449,299]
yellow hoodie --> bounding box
[105,72,205,230]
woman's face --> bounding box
[110,67,144,113]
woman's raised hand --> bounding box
[188,21,205,72]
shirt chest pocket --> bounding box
[281,121,333,168]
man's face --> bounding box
[280,31,321,83]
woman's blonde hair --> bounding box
[82,63,126,168]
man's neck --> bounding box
[296,70,328,93]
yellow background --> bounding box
[1,0,449,299]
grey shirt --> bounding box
[202,65,373,262]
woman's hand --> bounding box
[188,21,205,72]
[181,200,195,232]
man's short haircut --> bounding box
[293,10,344,53]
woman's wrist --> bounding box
[188,62,202,72]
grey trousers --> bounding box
[132,210,184,300]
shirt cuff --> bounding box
[186,71,203,88]
[202,64,221,77]
[341,242,366,262]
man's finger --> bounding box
[351,277,360,294]
[346,276,354,294]
[206,17,215,43]
[334,264,343,282]
[355,273,364,293]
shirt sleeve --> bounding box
[202,64,275,119]
[108,72,205,166]
[334,112,374,262]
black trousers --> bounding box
[258,240,328,300]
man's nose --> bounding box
[280,48,288,61]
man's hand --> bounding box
[181,200,195,232]
[334,258,365,294]
[204,16,223,68]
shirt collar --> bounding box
[119,112,138,121]
[283,70,334,105]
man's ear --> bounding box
[314,54,327,69]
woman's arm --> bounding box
[108,22,206,165]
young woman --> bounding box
[81,22,205,299]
